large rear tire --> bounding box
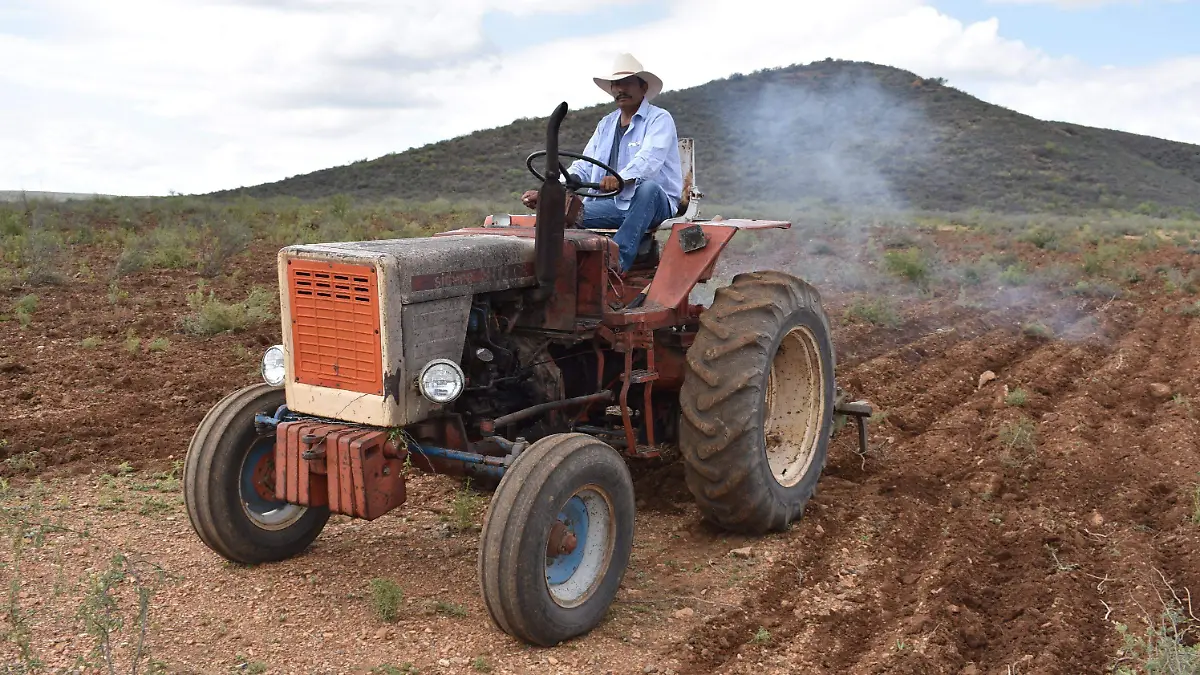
[478,433,635,646]
[183,383,330,564]
[679,270,835,534]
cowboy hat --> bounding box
[593,53,663,101]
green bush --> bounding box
[369,578,404,622]
[844,297,900,326]
[1019,226,1057,249]
[999,263,1029,286]
[180,285,276,336]
[883,247,930,287]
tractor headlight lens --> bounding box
[261,345,286,386]
[418,359,465,404]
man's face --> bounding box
[610,76,647,111]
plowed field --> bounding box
[2,213,1199,674]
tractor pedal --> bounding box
[621,369,659,384]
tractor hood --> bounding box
[274,234,538,428]
[284,234,538,304]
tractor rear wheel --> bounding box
[679,271,835,534]
[478,433,635,646]
[183,383,330,564]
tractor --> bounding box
[182,102,872,647]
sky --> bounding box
[1,0,1199,196]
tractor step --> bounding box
[621,369,659,384]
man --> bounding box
[522,53,683,273]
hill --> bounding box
[0,190,122,203]
[212,60,1200,215]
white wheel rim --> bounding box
[544,485,615,608]
[765,325,826,488]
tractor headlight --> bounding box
[261,345,286,386]
[418,359,465,404]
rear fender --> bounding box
[645,219,790,310]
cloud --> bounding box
[984,0,1181,6]
[2,0,1198,195]
[983,56,1200,142]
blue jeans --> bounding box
[581,180,674,272]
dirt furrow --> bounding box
[688,298,1161,673]
[834,300,990,370]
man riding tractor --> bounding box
[522,52,682,274]
[181,47,875,650]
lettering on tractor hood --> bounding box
[411,262,536,292]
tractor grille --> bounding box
[287,259,383,395]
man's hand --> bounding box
[600,175,624,192]
[520,189,538,209]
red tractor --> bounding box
[183,102,872,646]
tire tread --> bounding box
[679,271,835,534]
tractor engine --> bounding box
[454,299,568,440]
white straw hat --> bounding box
[593,53,663,100]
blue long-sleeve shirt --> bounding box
[568,97,683,216]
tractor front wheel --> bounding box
[679,270,835,534]
[183,383,330,564]
[478,433,635,646]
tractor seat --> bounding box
[578,137,701,271]
[586,224,661,271]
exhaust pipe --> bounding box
[532,102,568,301]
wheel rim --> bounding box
[544,485,615,608]
[239,437,307,530]
[765,325,827,488]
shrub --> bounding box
[1019,226,1057,249]
[21,229,67,285]
[1023,322,1054,340]
[883,247,930,287]
[198,219,253,278]
[958,257,1001,286]
[369,578,404,622]
[844,297,900,326]
[1005,388,1028,406]
[435,601,467,618]
[180,285,276,336]
[12,294,37,328]
[113,226,199,276]
[999,263,1029,287]
[998,417,1037,458]
[1113,609,1200,673]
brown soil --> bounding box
[2,225,1199,674]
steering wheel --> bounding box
[526,150,625,199]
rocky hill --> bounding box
[213,60,1200,215]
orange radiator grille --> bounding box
[287,259,383,395]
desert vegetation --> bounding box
[1,188,1199,673]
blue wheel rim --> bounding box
[543,487,614,608]
[239,436,306,530]
[545,496,589,584]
